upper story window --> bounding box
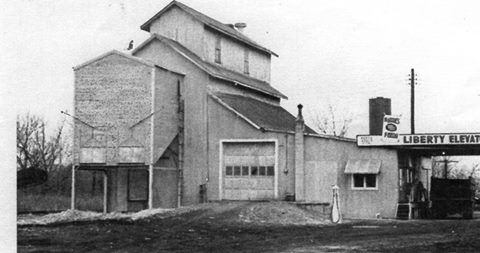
[215,36,222,64]
[243,49,249,75]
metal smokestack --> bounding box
[369,97,391,135]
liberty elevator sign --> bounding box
[357,133,480,147]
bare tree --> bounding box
[432,156,480,179]
[16,114,65,172]
[432,156,458,179]
[449,163,480,179]
[311,104,353,137]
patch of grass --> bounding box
[17,192,104,213]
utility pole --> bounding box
[408,68,417,134]
[435,156,458,179]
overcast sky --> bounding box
[3,0,480,137]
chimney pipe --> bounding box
[297,104,304,121]
[295,104,305,202]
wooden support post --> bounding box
[148,165,153,209]
[71,165,76,210]
[103,170,108,214]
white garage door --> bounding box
[222,142,276,200]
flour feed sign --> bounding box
[382,115,400,142]
[357,133,480,146]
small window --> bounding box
[251,166,258,176]
[243,49,249,75]
[352,174,377,189]
[365,174,376,187]
[226,166,233,176]
[215,36,221,64]
[266,166,274,176]
[241,166,249,176]
[233,166,241,176]
[259,166,266,176]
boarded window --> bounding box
[80,147,106,163]
[119,147,144,163]
[128,169,148,201]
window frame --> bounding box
[224,165,275,177]
[243,49,249,75]
[351,173,378,190]
[215,36,222,64]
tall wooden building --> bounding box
[73,1,402,219]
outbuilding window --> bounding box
[243,49,249,75]
[215,36,222,64]
[352,174,377,189]
[344,159,381,190]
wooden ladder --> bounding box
[396,203,411,219]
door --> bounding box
[222,142,275,200]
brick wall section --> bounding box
[74,54,152,165]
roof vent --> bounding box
[234,22,247,32]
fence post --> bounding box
[71,165,76,210]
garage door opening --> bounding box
[219,140,278,200]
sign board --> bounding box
[357,133,480,147]
[382,115,400,142]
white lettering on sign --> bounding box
[357,133,480,146]
[382,115,401,142]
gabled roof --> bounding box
[140,1,278,57]
[73,50,154,70]
[132,34,287,99]
[73,49,186,76]
[210,93,317,134]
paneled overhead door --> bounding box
[222,141,276,200]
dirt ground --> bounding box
[17,202,480,253]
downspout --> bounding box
[177,80,184,207]
[204,95,209,203]
[148,67,155,209]
[294,104,305,202]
